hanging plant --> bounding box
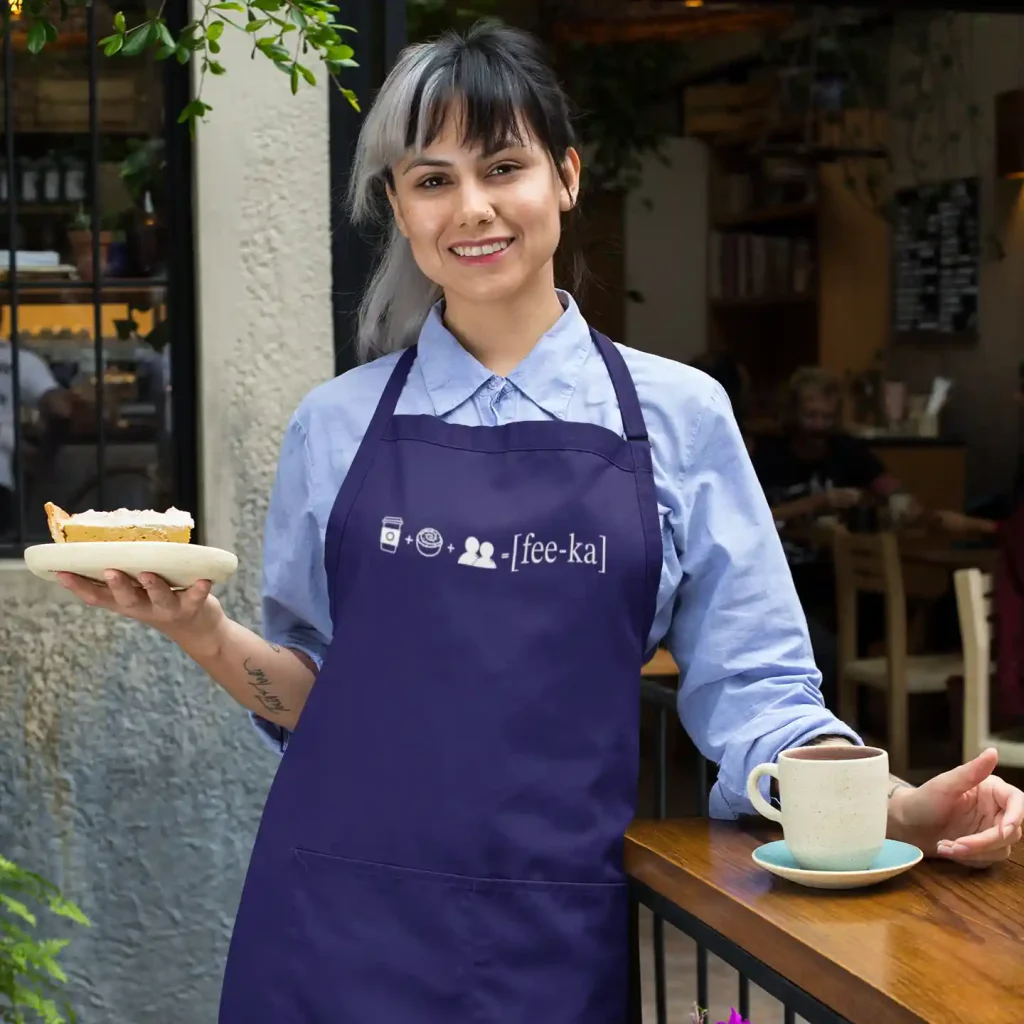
[0,0,360,130]
[558,37,683,194]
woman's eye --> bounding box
[417,175,447,189]
[488,162,519,178]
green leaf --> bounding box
[245,18,269,31]
[113,10,125,31]
[26,20,47,54]
[208,38,221,53]
[206,20,224,41]
[251,0,283,10]
[209,60,226,74]
[177,98,210,123]
[175,43,192,63]
[327,43,353,60]
[297,63,316,86]
[211,1,245,8]
[0,893,36,927]
[100,33,123,54]
[155,20,175,49]
[43,19,59,42]
[120,24,151,56]
[290,66,299,94]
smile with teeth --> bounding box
[451,239,513,257]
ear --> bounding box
[386,184,409,237]
[559,147,582,212]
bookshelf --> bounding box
[701,109,891,424]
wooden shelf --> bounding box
[0,279,167,305]
[714,202,818,231]
[710,294,816,310]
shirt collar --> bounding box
[415,290,593,419]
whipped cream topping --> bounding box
[67,507,194,528]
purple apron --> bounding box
[219,329,662,1023]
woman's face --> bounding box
[388,109,580,308]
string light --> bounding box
[9,0,23,16]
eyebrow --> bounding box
[401,144,526,175]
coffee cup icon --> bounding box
[380,516,403,554]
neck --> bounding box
[442,273,565,378]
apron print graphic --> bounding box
[380,516,608,574]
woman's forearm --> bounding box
[167,603,315,730]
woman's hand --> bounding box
[57,571,224,651]
[888,749,1024,867]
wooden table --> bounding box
[627,818,1024,1024]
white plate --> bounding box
[751,839,923,890]
[23,542,238,589]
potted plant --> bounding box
[66,207,122,282]
[0,853,89,1023]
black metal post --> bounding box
[164,0,199,529]
[87,0,105,511]
[329,0,406,375]
[3,6,23,546]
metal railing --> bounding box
[633,673,849,1024]
[0,0,196,555]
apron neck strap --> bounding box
[588,330,648,442]
[363,344,418,444]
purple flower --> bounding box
[716,1011,750,1024]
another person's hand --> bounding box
[823,487,861,510]
[889,749,1024,867]
[57,571,223,648]
[929,509,997,535]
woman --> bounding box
[59,23,1023,1023]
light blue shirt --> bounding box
[256,293,860,817]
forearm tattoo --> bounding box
[242,656,290,715]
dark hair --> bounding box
[349,22,585,359]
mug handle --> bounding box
[746,763,782,822]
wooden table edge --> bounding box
[624,824,927,1024]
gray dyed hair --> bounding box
[346,22,581,361]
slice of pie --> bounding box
[44,503,193,544]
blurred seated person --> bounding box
[754,366,911,535]
[753,368,916,710]
[0,341,73,536]
[689,350,752,450]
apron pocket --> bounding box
[470,877,629,1024]
[284,849,474,1024]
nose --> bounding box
[455,178,495,228]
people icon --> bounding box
[458,537,497,568]
[459,537,481,565]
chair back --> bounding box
[954,568,994,760]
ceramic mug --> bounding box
[746,745,889,872]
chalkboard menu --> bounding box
[892,177,979,339]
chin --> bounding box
[444,273,532,306]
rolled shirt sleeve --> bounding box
[664,385,861,818]
[252,415,332,752]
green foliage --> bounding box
[406,0,499,43]
[0,855,89,1024]
[561,39,682,194]
[2,0,360,131]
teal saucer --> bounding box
[752,839,923,889]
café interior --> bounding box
[3,0,1024,1021]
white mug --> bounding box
[746,745,889,872]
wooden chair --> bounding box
[832,529,962,780]
[954,568,1024,766]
